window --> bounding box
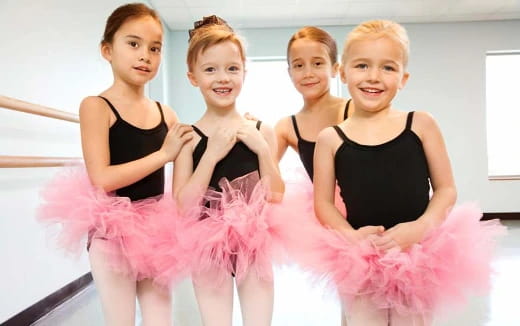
[485,51,520,179]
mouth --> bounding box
[360,87,383,95]
[302,81,319,87]
[134,66,151,73]
[213,87,232,95]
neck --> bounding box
[302,92,338,112]
[110,78,146,101]
[202,104,242,121]
[352,104,393,120]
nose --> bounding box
[303,65,314,78]
[216,70,230,83]
[367,67,380,82]
[139,49,151,64]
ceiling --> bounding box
[150,0,520,30]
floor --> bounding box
[33,220,520,326]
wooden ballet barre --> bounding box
[0,156,82,168]
[0,95,79,123]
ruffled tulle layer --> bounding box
[37,167,187,281]
[150,171,292,288]
[283,192,506,315]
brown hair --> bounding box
[342,20,409,68]
[186,15,246,71]
[287,26,338,65]
[101,3,162,45]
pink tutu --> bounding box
[152,171,290,288]
[286,201,506,315]
[37,167,187,282]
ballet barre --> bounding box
[0,95,81,168]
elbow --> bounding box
[88,173,115,193]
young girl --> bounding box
[306,20,505,325]
[38,3,192,325]
[274,26,351,326]
[169,15,284,326]
[276,26,351,180]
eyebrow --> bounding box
[125,34,162,45]
[290,56,326,63]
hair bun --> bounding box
[188,15,232,41]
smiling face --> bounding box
[288,38,338,101]
[101,15,163,87]
[341,36,409,113]
[187,40,245,111]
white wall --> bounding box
[0,0,170,321]
[168,20,520,212]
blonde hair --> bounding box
[341,20,409,68]
[287,26,338,65]
[186,16,246,71]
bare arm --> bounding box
[274,117,291,162]
[313,127,351,230]
[258,123,285,200]
[80,96,174,192]
[414,111,457,228]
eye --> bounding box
[204,67,215,73]
[292,63,303,69]
[128,41,138,48]
[383,65,396,72]
[355,63,368,70]
[151,46,162,53]
[314,61,324,67]
[228,65,241,72]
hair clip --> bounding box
[188,15,232,41]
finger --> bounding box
[361,225,385,235]
[370,234,394,247]
[177,126,193,136]
[180,132,193,142]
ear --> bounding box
[100,42,112,63]
[331,62,340,78]
[339,65,347,84]
[399,71,410,90]
[187,71,198,87]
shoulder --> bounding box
[410,111,443,140]
[79,96,110,121]
[317,126,341,146]
[158,103,178,128]
[274,115,293,135]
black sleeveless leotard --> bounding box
[292,99,351,180]
[333,112,430,230]
[100,96,167,201]
[192,121,262,192]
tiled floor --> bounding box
[34,220,520,326]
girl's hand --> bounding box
[160,123,193,161]
[205,127,237,163]
[373,220,428,251]
[244,112,259,121]
[236,123,269,154]
[339,225,384,243]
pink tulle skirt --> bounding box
[151,171,291,288]
[37,167,187,282]
[284,197,505,315]
[277,173,505,315]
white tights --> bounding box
[344,296,432,326]
[192,268,274,326]
[89,238,172,326]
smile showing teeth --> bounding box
[214,88,231,94]
[362,88,382,94]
